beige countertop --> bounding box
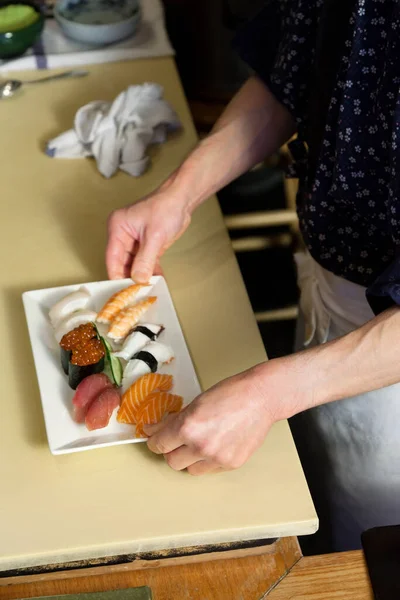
[0,59,317,572]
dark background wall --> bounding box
[162,0,299,359]
[163,0,265,100]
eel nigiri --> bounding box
[72,373,113,423]
[49,287,90,328]
[113,324,164,361]
[135,391,183,437]
[97,284,149,325]
[117,373,173,425]
[54,309,97,343]
[108,297,157,341]
[122,341,174,389]
[85,387,121,431]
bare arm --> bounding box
[106,76,296,281]
[167,75,296,212]
[145,307,400,475]
[269,306,400,420]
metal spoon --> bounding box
[0,69,89,99]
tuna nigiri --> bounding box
[113,324,164,361]
[117,373,173,425]
[122,341,174,389]
[97,284,149,325]
[85,387,121,431]
[135,392,183,437]
[49,287,90,328]
[72,373,113,423]
[108,297,157,341]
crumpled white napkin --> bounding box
[46,83,181,178]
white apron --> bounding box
[291,251,400,554]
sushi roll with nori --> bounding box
[113,324,164,361]
[122,341,174,389]
[59,323,98,381]
[69,338,105,390]
[59,323,97,375]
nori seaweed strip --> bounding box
[134,325,159,340]
[61,348,71,375]
[68,357,105,390]
[134,351,158,373]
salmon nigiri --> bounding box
[135,392,183,437]
[97,284,149,325]
[117,372,173,424]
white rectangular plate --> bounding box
[22,277,201,455]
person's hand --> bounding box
[144,363,283,475]
[106,181,192,282]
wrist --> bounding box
[249,352,329,423]
[157,168,200,217]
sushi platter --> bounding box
[22,277,201,455]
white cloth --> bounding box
[292,250,400,554]
[46,83,181,178]
[0,0,174,72]
[295,250,374,345]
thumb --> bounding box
[131,229,165,283]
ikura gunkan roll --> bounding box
[59,323,105,389]
[60,323,97,374]
[69,338,105,390]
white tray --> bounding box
[22,277,201,455]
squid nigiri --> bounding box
[108,297,157,341]
[54,309,97,343]
[49,287,90,328]
[113,324,164,361]
[97,284,149,325]
[122,341,174,389]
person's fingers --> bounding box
[106,235,129,280]
[131,229,165,283]
[106,213,136,280]
[187,460,224,476]
[164,445,203,471]
[145,414,183,455]
[153,259,164,277]
[143,421,164,437]
[120,242,138,279]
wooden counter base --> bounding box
[0,538,301,600]
[269,550,373,599]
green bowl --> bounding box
[0,1,44,59]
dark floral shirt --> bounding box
[234,0,400,313]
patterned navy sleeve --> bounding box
[366,260,400,315]
[233,0,322,125]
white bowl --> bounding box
[54,0,141,45]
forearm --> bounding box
[162,76,296,213]
[256,306,400,421]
